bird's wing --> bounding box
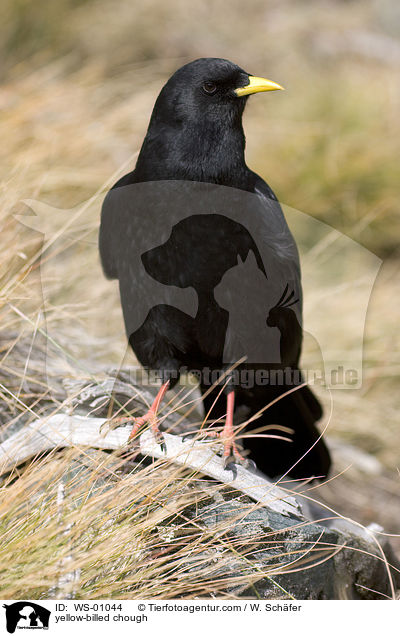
[252,173,301,275]
[99,178,199,342]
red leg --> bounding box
[220,390,245,462]
[205,390,245,463]
[129,380,170,441]
[112,380,170,443]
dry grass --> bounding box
[0,425,398,600]
[1,448,273,599]
[0,0,399,597]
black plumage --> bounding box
[99,57,331,480]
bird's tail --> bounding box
[240,383,331,480]
[201,380,331,481]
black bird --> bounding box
[99,57,331,480]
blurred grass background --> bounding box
[0,0,399,594]
[1,0,399,255]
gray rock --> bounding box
[181,489,399,600]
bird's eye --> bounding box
[202,82,217,95]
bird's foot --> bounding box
[204,428,246,468]
[111,380,170,450]
[130,411,165,447]
[221,435,246,469]
[110,411,165,448]
[201,390,246,469]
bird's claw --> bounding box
[198,428,245,468]
[152,425,166,452]
[223,454,256,477]
[223,448,246,466]
[222,437,245,463]
[114,411,165,451]
[213,431,246,469]
[223,454,237,475]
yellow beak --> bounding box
[235,75,284,97]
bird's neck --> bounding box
[135,119,252,190]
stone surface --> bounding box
[179,488,399,600]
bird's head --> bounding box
[135,57,283,184]
[151,57,283,128]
